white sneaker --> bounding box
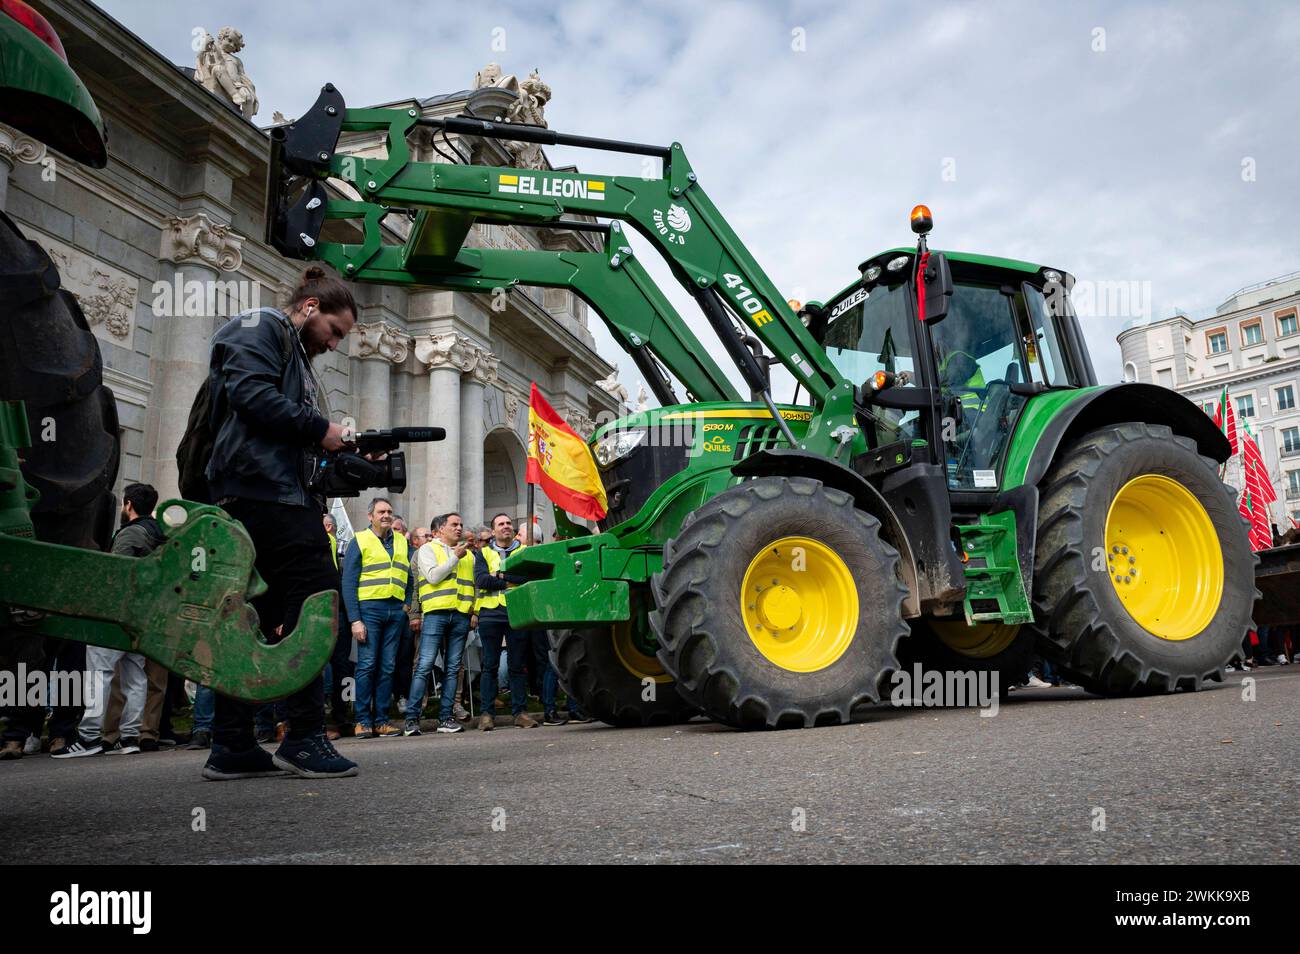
[22,734,41,755]
[1277,655,1289,665]
[1025,675,1053,688]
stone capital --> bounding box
[0,123,47,166]
[161,211,244,272]
[416,332,478,373]
[353,321,411,364]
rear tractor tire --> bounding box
[1031,422,1255,696]
[650,476,910,729]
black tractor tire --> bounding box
[901,619,1037,698]
[0,210,120,551]
[549,620,697,728]
[1031,422,1255,695]
[649,476,910,729]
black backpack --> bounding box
[176,315,295,503]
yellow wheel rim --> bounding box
[741,536,858,673]
[1103,474,1223,640]
[929,621,1021,659]
[612,620,672,684]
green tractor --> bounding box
[269,86,1255,729]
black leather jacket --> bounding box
[205,308,329,508]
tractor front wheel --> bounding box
[1031,422,1255,694]
[650,476,910,729]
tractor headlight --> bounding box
[886,255,910,272]
[863,265,882,282]
[593,428,647,467]
[1042,269,1062,283]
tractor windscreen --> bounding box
[823,281,922,448]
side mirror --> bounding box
[919,252,953,323]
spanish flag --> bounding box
[526,383,607,521]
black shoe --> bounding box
[138,738,159,752]
[103,738,140,755]
[202,745,289,781]
[187,730,212,750]
[542,710,568,726]
[273,734,359,779]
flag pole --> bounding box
[526,483,535,546]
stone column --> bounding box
[416,332,477,520]
[0,123,47,212]
[154,212,245,502]
[352,321,410,431]
[459,347,498,528]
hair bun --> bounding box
[302,265,327,281]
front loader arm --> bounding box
[267,86,852,449]
[301,215,741,405]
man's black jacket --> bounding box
[111,516,164,557]
[205,308,328,509]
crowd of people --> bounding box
[0,482,591,763]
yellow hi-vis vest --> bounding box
[475,546,506,613]
[355,528,409,602]
[419,540,474,614]
[328,532,338,570]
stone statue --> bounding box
[193,27,259,119]
[502,68,551,170]
[473,62,520,94]
[634,383,650,412]
[595,365,630,407]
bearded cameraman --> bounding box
[201,265,359,781]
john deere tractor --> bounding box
[268,84,1255,729]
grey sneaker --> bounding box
[435,719,464,734]
[104,738,140,755]
[403,720,422,736]
[452,703,470,722]
[22,734,41,755]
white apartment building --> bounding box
[1117,271,1300,528]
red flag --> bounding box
[1241,428,1276,504]
[1213,387,1239,455]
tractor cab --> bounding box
[819,224,1094,495]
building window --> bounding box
[1289,471,1300,500]
[1123,361,1138,383]
[1203,402,1217,416]
[1278,309,1298,338]
[1282,426,1300,456]
[1155,367,1174,387]
[1277,385,1296,412]
[1237,394,1256,418]
[1207,330,1228,354]
[1241,320,1264,347]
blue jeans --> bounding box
[478,616,530,717]
[408,610,470,722]
[354,599,406,727]
[192,685,215,733]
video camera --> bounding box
[308,426,444,498]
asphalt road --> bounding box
[3,667,1296,864]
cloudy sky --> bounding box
[99,0,1300,400]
